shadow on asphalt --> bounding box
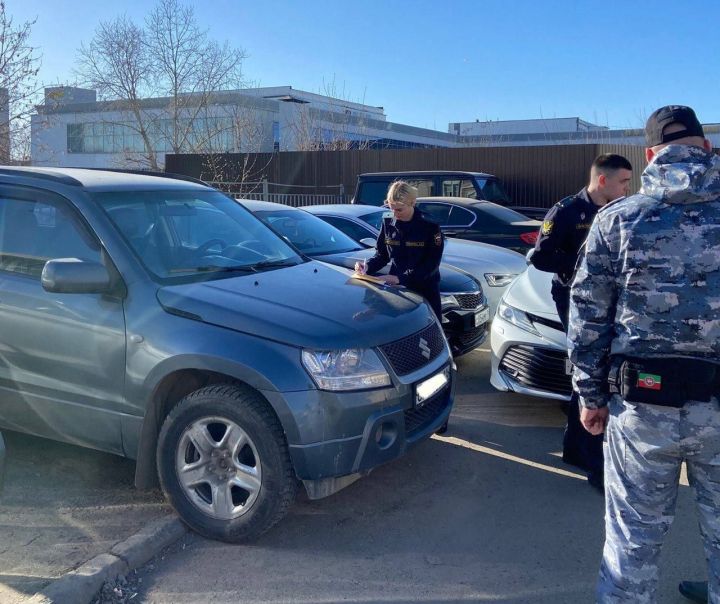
[0,431,168,603]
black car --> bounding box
[413,197,541,253]
[242,200,490,357]
[353,170,546,219]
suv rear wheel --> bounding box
[157,384,297,542]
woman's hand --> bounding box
[354,261,367,275]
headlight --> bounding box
[496,301,540,336]
[440,294,459,309]
[301,348,391,391]
[484,273,517,287]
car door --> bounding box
[0,186,127,453]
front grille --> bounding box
[457,324,487,348]
[455,292,483,310]
[499,344,572,396]
[379,323,445,376]
[404,387,450,436]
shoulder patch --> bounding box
[541,220,553,235]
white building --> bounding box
[31,85,457,168]
[31,88,720,167]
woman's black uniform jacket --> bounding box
[365,209,444,317]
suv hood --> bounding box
[316,249,480,293]
[157,261,434,349]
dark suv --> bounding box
[353,171,545,219]
[0,167,455,542]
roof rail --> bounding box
[75,167,210,187]
[0,167,83,186]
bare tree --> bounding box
[0,1,41,162]
[286,77,374,152]
[75,0,250,170]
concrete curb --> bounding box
[27,515,187,604]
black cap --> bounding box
[645,105,705,147]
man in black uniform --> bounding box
[530,153,632,490]
[355,180,444,318]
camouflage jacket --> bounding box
[568,144,720,409]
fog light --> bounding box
[374,422,397,450]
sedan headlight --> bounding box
[301,348,391,391]
[440,294,459,309]
[484,273,518,287]
[496,301,540,336]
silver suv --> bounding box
[0,167,455,541]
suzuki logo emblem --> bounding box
[419,337,431,359]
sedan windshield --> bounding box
[94,190,303,282]
[254,209,363,256]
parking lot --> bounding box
[0,348,707,604]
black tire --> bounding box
[157,384,297,542]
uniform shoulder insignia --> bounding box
[541,220,553,235]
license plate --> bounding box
[474,308,490,327]
[415,367,449,407]
[565,358,573,375]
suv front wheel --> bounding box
[157,384,297,542]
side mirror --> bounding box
[359,238,376,248]
[41,258,113,294]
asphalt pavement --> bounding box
[0,348,708,603]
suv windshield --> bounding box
[95,190,303,282]
[255,209,362,256]
[475,178,511,204]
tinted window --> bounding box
[322,216,377,242]
[417,202,452,225]
[358,210,385,231]
[447,206,476,227]
[357,179,434,205]
[476,203,530,223]
[96,190,302,282]
[356,181,391,205]
[441,179,477,199]
[476,178,511,203]
[0,195,101,278]
[256,209,361,255]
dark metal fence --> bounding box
[166,144,647,210]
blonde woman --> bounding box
[355,180,444,317]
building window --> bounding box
[272,121,280,152]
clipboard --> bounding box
[350,272,386,285]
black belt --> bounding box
[608,356,720,407]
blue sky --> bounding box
[12,0,720,131]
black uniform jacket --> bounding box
[529,187,600,288]
[365,209,444,296]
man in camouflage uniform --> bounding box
[568,105,720,603]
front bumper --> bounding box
[490,313,571,401]
[278,352,455,484]
[443,305,490,356]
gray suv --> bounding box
[0,167,455,542]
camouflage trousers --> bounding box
[597,395,720,603]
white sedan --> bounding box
[304,204,527,316]
[490,266,571,401]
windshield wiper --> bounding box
[249,259,299,270]
[191,265,258,273]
